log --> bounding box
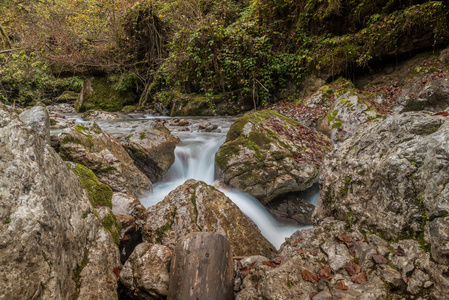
[168,232,234,300]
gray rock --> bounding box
[216,110,332,204]
[111,192,146,220]
[122,121,179,183]
[428,216,449,265]
[320,242,352,272]
[0,104,120,299]
[315,112,449,264]
[143,179,277,257]
[82,110,124,120]
[19,105,50,144]
[377,265,403,288]
[120,243,172,300]
[266,193,315,225]
[59,122,152,196]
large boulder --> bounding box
[122,121,179,183]
[215,110,332,204]
[235,219,449,300]
[315,112,449,265]
[58,122,152,196]
[75,76,137,112]
[143,179,277,257]
[119,243,172,300]
[394,74,449,113]
[0,104,120,299]
[18,105,50,144]
[317,90,384,141]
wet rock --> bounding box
[266,193,315,225]
[143,179,277,257]
[81,110,124,120]
[18,105,50,144]
[121,121,179,183]
[315,112,449,264]
[120,243,172,300]
[216,110,332,204]
[317,90,384,141]
[58,122,152,196]
[199,121,218,132]
[0,104,120,299]
[46,103,76,114]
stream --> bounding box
[64,113,318,249]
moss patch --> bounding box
[67,162,113,208]
[101,213,121,246]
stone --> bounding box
[58,122,152,196]
[439,47,449,65]
[377,265,403,288]
[143,179,277,257]
[120,243,172,300]
[168,232,234,300]
[317,90,384,142]
[95,206,122,246]
[75,76,137,112]
[320,242,353,272]
[0,104,120,299]
[121,121,179,183]
[215,110,332,204]
[18,105,50,144]
[266,193,315,225]
[315,112,449,264]
[111,192,146,220]
[394,74,449,113]
[81,110,124,120]
[428,216,449,265]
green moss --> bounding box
[139,131,146,139]
[67,162,113,208]
[215,143,241,170]
[72,248,89,299]
[286,280,293,288]
[328,110,338,123]
[248,131,273,148]
[121,105,136,112]
[4,218,11,224]
[226,114,250,142]
[331,120,342,129]
[339,177,353,197]
[74,125,94,148]
[76,77,136,112]
[101,213,121,246]
[156,222,172,244]
[50,118,58,126]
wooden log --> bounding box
[168,232,234,300]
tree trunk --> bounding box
[168,232,234,300]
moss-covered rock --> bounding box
[66,162,113,208]
[215,110,333,204]
[59,122,152,196]
[75,77,137,112]
[144,179,277,257]
[95,206,122,246]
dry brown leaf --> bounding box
[394,246,405,256]
[318,264,333,280]
[336,280,349,290]
[263,261,276,268]
[351,272,368,284]
[302,270,319,284]
[372,254,388,265]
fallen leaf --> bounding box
[336,280,349,290]
[403,276,408,284]
[351,272,368,284]
[345,262,356,276]
[302,270,319,284]
[112,267,120,277]
[394,246,405,256]
[296,249,306,254]
[318,264,333,280]
[310,250,318,256]
[309,291,319,299]
[273,256,285,264]
[353,264,361,274]
[263,261,276,268]
[240,266,250,277]
[107,280,113,284]
[291,238,301,246]
[434,111,449,117]
[372,254,388,265]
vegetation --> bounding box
[1,0,448,111]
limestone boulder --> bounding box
[122,121,179,183]
[215,110,332,204]
[112,192,146,220]
[266,194,315,226]
[143,179,277,257]
[18,105,50,144]
[58,122,152,196]
[0,104,120,299]
[82,110,125,120]
[315,112,449,264]
[119,243,172,300]
[317,91,384,141]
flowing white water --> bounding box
[139,118,313,249]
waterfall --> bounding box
[139,118,313,249]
